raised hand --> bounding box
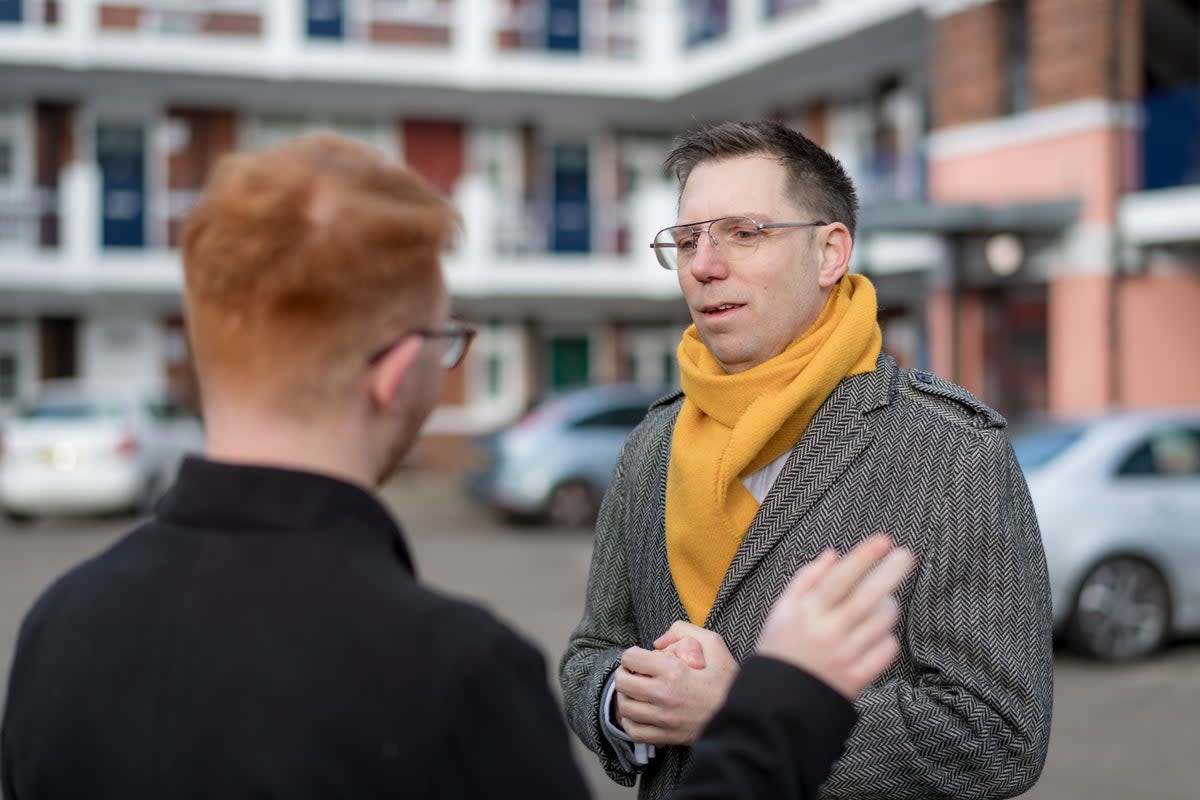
[756,534,913,699]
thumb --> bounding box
[664,636,706,669]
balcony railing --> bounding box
[494,0,637,59]
[1141,83,1200,191]
[98,0,264,37]
[0,187,60,249]
[307,0,454,46]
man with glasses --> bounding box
[2,133,916,799]
[560,120,1053,799]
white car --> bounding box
[1013,409,1200,660]
[0,385,204,522]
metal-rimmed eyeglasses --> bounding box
[650,216,827,270]
[367,320,477,370]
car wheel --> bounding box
[545,481,598,529]
[1068,557,1171,661]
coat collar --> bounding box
[157,456,416,574]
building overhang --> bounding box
[859,199,1081,235]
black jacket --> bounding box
[2,457,854,799]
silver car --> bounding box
[464,383,667,528]
[1013,409,1200,660]
[0,384,204,522]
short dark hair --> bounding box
[664,120,859,239]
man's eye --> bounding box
[728,228,760,243]
[676,235,698,251]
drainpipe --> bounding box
[1106,0,1125,410]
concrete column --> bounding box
[61,161,100,268]
[453,172,493,271]
[264,0,299,65]
[637,0,679,79]
[454,0,495,81]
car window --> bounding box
[1116,427,1200,478]
[1012,423,1087,471]
[570,405,649,430]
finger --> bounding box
[620,718,673,747]
[837,547,913,626]
[614,668,672,703]
[620,646,669,676]
[841,595,900,655]
[616,694,670,727]
[810,535,895,608]
[663,636,706,670]
[846,633,901,691]
[776,549,838,606]
[653,620,704,650]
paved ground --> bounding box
[2,470,1198,798]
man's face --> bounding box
[675,155,833,374]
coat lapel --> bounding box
[704,356,897,627]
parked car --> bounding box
[464,383,669,528]
[0,384,204,522]
[1012,409,1200,660]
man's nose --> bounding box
[687,230,729,281]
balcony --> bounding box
[0,0,927,103]
[0,161,680,303]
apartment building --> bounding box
[0,0,1196,466]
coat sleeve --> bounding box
[821,431,1054,800]
[557,442,642,787]
[669,657,857,800]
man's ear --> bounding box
[817,222,853,289]
[367,336,424,412]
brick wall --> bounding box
[932,0,1140,130]
[932,1,1006,128]
[1030,0,1139,106]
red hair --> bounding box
[181,133,460,414]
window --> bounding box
[1005,0,1030,114]
[1117,428,1200,477]
[571,405,649,429]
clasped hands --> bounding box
[613,535,912,747]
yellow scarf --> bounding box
[666,274,882,624]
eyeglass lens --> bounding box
[654,217,762,269]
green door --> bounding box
[548,336,590,390]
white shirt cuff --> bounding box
[600,669,655,770]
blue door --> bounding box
[0,0,21,23]
[545,0,581,52]
[306,0,344,39]
[96,123,146,249]
[551,143,590,253]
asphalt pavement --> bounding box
[2,470,1198,799]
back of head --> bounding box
[181,133,460,417]
[664,120,859,239]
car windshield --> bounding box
[18,400,125,420]
[1012,423,1088,471]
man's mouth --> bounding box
[701,302,745,316]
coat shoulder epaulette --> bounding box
[903,369,1007,430]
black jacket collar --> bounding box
[157,456,415,574]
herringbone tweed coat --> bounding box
[559,354,1054,800]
